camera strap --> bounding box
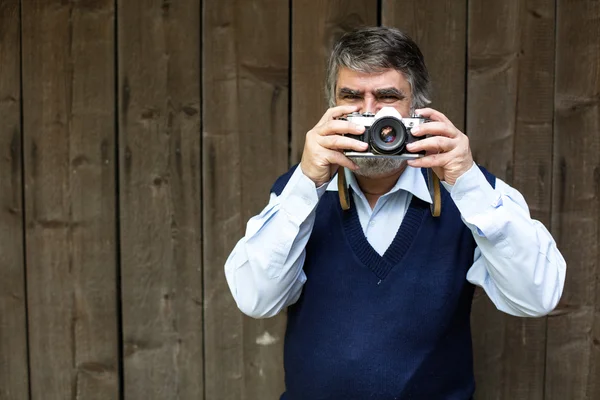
[337,166,442,217]
[337,166,351,210]
[427,168,442,217]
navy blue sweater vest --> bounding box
[272,166,496,400]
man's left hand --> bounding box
[405,108,473,185]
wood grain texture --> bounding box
[546,0,600,398]
[291,0,378,164]
[467,0,519,181]
[118,0,203,398]
[382,0,467,130]
[467,1,556,399]
[22,0,119,398]
[466,1,519,398]
[503,2,555,398]
[202,0,289,398]
[474,1,555,399]
[0,1,29,398]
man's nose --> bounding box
[360,97,384,115]
[361,98,378,114]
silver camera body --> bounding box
[342,107,428,159]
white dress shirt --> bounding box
[224,163,566,319]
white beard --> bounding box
[348,157,406,178]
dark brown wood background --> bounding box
[0,0,598,399]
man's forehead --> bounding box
[336,67,410,90]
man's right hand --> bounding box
[300,105,369,187]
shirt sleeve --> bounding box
[224,166,328,318]
[441,163,566,317]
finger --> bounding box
[324,150,360,171]
[318,105,360,125]
[317,119,366,136]
[407,151,454,169]
[406,136,454,154]
[410,121,458,138]
[317,134,369,152]
[414,107,453,126]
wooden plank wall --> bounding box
[0,1,29,398]
[21,1,119,399]
[118,0,203,399]
[546,0,600,398]
[467,1,553,399]
[0,0,599,399]
[203,1,289,399]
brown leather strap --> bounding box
[337,166,351,210]
[428,168,442,217]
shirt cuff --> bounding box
[279,166,327,224]
[442,162,502,238]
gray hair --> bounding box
[326,26,431,111]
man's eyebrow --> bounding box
[337,87,408,98]
[337,87,362,96]
[375,88,407,97]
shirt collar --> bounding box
[326,166,433,204]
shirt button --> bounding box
[370,220,376,226]
[302,196,311,206]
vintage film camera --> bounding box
[341,107,428,159]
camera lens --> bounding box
[369,116,407,155]
[379,126,396,143]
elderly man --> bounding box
[224,26,566,400]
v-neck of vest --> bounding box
[340,189,428,281]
